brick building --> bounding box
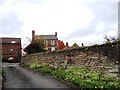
[32,30,58,51]
[0,37,21,62]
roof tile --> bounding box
[35,35,58,40]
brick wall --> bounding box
[2,43,21,61]
[47,40,58,47]
[2,44,20,54]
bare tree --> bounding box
[23,37,32,48]
[104,35,118,43]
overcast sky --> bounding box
[0,0,119,48]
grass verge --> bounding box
[22,62,120,89]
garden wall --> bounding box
[22,42,120,77]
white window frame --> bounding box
[11,41,16,43]
[51,47,55,51]
[51,40,55,45]
[10,48,13,52]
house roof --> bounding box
[35,35,58,40]
[63,43,80,50]
[70,43,80,48]
[0,37,21,44]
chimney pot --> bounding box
[66,42,69,47]
[32,30,35,42]
[55,32,57,36]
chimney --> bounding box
[55,32,57,36]
[32,30,35,42]
[66,42,69,47]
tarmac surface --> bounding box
[2,63,72,89]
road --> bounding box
[2,63,72,89]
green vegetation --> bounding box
[25,62,120,89]
[0,69,2,75]
[29,62,54,74]
[24,37,46,54]
[0,67,2,83]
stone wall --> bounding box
[22,42,120,77]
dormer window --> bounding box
[11,41,16,43]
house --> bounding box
[0,37,21,62]
[63,42,70,50]
[32,30,58,51]
[63,42,80,50]
[70,43,80,49]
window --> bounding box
[51,47,55,51]
[48,48,51,51]
[11,41,16,43]
[51,40,55,45]
[10,49,13,52]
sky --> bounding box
[0,0,119,48]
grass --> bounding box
[23,62,120,89]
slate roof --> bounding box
[35,35,58,40]
[0,37,21,44]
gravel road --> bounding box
[2,63,72,89]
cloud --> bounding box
[0,11,23,36]
[0,0,50,5]
[0,0,6,5]
[64,2,118,44]
[0,0,118,47]
[24,0,49,4]
[11,0,94,38]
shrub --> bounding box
[24,38,46,54]
[51,69,67,79]
[29,62,42,69]
[26,63,120,88]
